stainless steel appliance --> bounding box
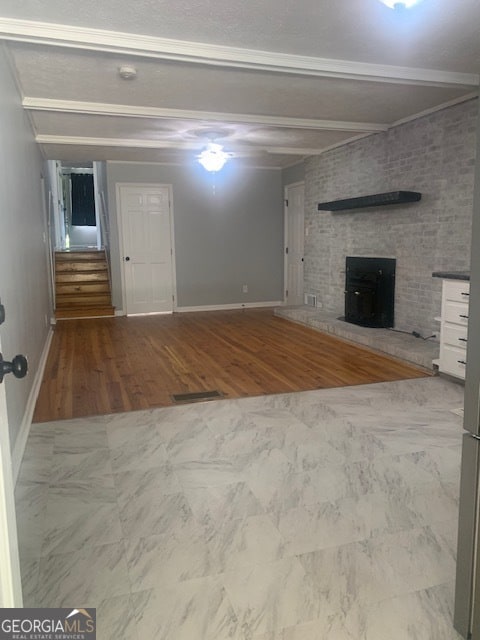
[454,105,480,639]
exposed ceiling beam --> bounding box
[23,98,388,133]
[35,135,203,150]
[2,18,479,87]
[35,134,336,156]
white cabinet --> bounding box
[439,279,470,379]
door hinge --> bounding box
[286,289,288,297]
[285,247,289,254]
[285,199,289,206]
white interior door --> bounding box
[285,183,305,306]
[0,310,23,607]
[118,184,175,315]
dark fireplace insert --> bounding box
[345,256,396,328]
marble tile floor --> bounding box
[15,377,466,639]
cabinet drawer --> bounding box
[444,301,469,326]
[442,323,468,348]
[439,344,467,379]
[443,280,470,303]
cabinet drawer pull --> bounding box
[458,360,467,366]
[459,314,469,319]
[458,337,468,343]
[461,292,470,296]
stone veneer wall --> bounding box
[304,98,478,337]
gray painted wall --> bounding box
[304,98,477,337]
[0,48,51,450]
[95,160,109,214]
[282,162,305,187]
[106,161,284,310]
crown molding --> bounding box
[391,92,478,127]
[23,98,388,133]
[2,18,478,87]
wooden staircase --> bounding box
[55,250,115,319]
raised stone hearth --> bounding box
[275,306,439,371]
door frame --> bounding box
[116,183,177,315]
[47,160,65,251]
[0,330,23,607]
[92,163,102,250]
[283,181,305,305]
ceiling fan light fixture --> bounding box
[378,0,420,8]
[197,143,230,172]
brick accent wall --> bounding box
[304,98,477,337]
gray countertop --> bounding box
[432,271,470,281]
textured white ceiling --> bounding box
[2,0,480,70]
[29,112,360,150]
[1,0,478,167]
[12,45,472,121]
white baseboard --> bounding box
[116,303,283,315]
[12,328,53,484]
[176,301,283,313]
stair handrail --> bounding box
[48,189,56,310]
[98,190,112,292]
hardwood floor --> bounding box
[33,309,429,422]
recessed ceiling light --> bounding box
[118,65,137,80]
[379,0,420,8]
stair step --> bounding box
[55,251,105,262]
[56,293,113,307]
[55,261,108,273]
[54,250,113,316]
[56,271,109,283]
[56,282,111,295]
[55,306,115,319]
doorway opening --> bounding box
[62,168,97,250]
[45,161,113,318]
[47,160,109,252]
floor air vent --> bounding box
[172,390,223,403]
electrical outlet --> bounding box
[242,284,248,293]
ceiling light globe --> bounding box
[197,143,229,172]
[379,0,419,8]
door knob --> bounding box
[125,256,130,261]
[0,353,28,383]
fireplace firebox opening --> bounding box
[345,256,396,328]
